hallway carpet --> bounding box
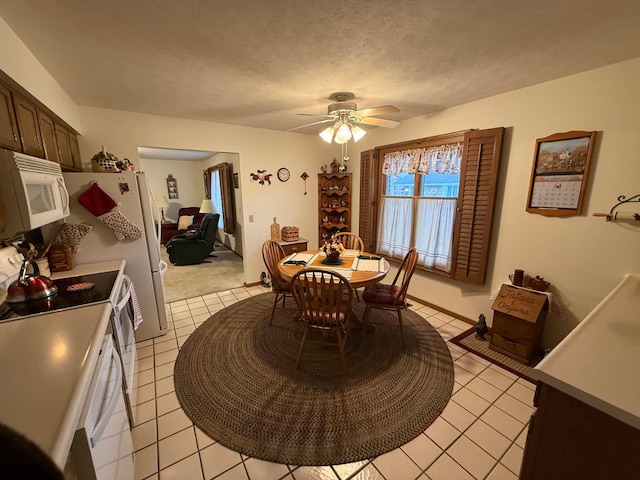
[161,243,244,302]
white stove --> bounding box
[0,245,28,304]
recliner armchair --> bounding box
[160,207,207,245]
[166,213,220,265]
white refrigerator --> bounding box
[61,171,168,341]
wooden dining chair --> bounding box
[334,232,364,252]
[361,248,418,348]
[261,240,294,325]
[291,269,354,372]
[333,231,365,301]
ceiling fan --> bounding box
[288,92,400,144]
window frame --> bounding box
[359,127,504,284]
[204,162,235,234]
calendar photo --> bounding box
[526,131,596,216]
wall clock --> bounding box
[277,167,290,182]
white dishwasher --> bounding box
[69,335,134,480]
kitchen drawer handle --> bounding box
[90,347,123,447]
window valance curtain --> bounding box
[382,143,463,176]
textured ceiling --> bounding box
[1,0,639,136]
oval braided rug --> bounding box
[174,293,454,466]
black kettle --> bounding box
[6,259,58,303]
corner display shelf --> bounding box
[318,173,352,245]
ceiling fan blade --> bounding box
[297,113,336,118]
[358,117,400,128]
[355,105,399,117]
[285,118,335,132]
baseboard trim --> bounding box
[406,293,475,326]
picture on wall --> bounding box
[526,130,596,217]
[167,174,179,199]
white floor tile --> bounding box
[440,399,476,432]
[134,443,158,480]
[155,375,175,397]
[480,406,526,441]
[505,382,535,406]
[426,453,475,480]
[243,457,290,480]
[157,408,192,440]
[156,391,181,416]
[199,442,244,479]
[158,427,198,470]
[373,448,422,479]
[132,419,157,451]
[400,433,442,470]
[465,377,503,403]
[494,393,534,424]
[447,435,496,479]
[451,387,491,417]
[426,417,461,450]
[465,420,511,460]
[500,443,524,476]
[290,465,338,479]
[159,452,203,480]
[217,463,251,479]
[486,462,518,480]
[330,460,369,480]
[194,426,215,450]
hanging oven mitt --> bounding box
[97,211,143,241]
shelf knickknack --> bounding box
[167,174,179,199]
[525,131,596,217]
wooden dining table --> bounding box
[277,250,390,328]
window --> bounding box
[359,128,504,284]
[205,162,235,234]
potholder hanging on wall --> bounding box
[77,183,117,216]
[77,183,142,241]
[51,223,93,254]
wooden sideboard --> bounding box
[276,238,308,256]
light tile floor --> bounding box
[132,285,534,480]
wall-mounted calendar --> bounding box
[526,131,596,217]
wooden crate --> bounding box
[490,284,548,365]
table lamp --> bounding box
[155,195,169,223]
[199,199,217,214]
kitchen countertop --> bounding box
[533,273,640,430]
[0,302,112,469]
[51,259,125,279]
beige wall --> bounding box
[139,157,209,222]
[351,57,640,347]
[0,18,82,132]
[76,106,331,286]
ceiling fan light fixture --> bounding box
[351,125,367,142]
[334,123,352,144]
[319,126,335,143]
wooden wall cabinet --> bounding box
[38,111,61,164]
[0,82,22,151]
[13,92,45,158]
[318,173,352,245]
[0,72,82,170]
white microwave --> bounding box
[0,149,70,238]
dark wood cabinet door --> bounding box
[68,132,82,170]
[54,122,73,168]
[13,93,45,158]
[38,111,61,164]
[0,82,21,150]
